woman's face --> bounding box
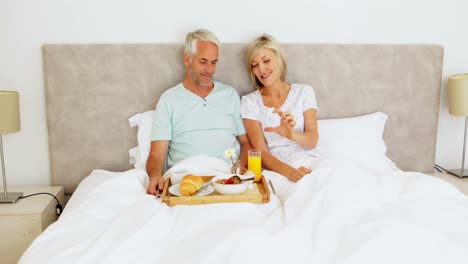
[251,48,281,87]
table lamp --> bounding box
[0,91,22,203]
[448,74,468,177]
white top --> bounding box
[240,83,318,163]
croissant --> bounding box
[180,175,205,196]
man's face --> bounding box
[185,41,219,87]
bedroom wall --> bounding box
[1,0,467,187]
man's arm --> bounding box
[236,134,251,173]
[146,140,169,194]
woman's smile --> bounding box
[261,72,271,80]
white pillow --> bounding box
[315,111,398,172]
[128,146,138,164]
[128,110,155,170]
[128,110,398,172]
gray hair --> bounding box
[246,34,288,90]
[184,29,220,59]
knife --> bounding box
[193,179,213,196]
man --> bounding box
[146,29,251,194]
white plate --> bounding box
[169,184,214,197]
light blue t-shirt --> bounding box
[151,81,246,167]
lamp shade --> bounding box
[448,74,468,116]
[0,91,21,134]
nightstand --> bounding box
[426,172,468,196]
[0,186,65,264]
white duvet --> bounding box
[20,156,468,264]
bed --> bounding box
[19,43,468,263]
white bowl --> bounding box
[212,174,250,195]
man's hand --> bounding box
[264,108,296,139]
[237,165,248,175]
[236,134,252,175]
[147,175,165,195]
[146,140,169,195]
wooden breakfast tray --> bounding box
[161,176,270,206]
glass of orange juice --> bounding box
[248,149,262,182]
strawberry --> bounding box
[226,177,234,184]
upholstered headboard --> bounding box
[42,44,443,194]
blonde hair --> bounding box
[184,29,220,60]
[246,34,287,90]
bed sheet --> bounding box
[20,156,468,264]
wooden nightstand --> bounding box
[426,172,468,196]
[0,186,65,264]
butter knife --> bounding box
[193,179,213,196]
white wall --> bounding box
[1,0,467,187]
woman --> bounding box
[240,34,319,183]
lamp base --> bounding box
[447,169,468,178]
[0,192,23,203]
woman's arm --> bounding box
[290,108,319,149]
[264,108,319,149]
[243,119,310,182]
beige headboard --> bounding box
[42,44,443,194]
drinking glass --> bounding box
[248,149,262,182]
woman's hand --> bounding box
[264,108,296,139]
[286,166,312,182]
